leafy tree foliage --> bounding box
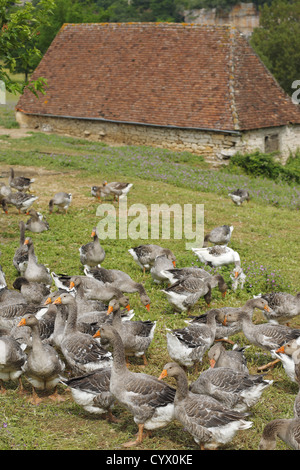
[250,0,300,95]
[0,0,55,95]
[33,0,185,61]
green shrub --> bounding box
[228,151,300,184]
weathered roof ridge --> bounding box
[228,27,240,131]
[60,21,234,28]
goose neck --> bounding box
[135,283,146,295]
[65,302,79,334]
[27,243,35,259]
[174,370,189,402]
[111,310,123,329]
[110,333,127,372]
[29,323,44,354]
[206,312,217,330]
[19,223,25,245]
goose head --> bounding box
[158,362,182,380]
[53,292,75,306]
[18,313,39,328]
[276,339,300,358]
[107,298,120,315]
[140,293,151,310]
[24,237,33,247]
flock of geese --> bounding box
[1,168,300,450]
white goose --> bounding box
[273,339,300,383]
[192,245,241,268]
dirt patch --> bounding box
[0,126,38,139]
[0,163,99,212]
[0,164,64,179]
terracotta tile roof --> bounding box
[16,22,300,131]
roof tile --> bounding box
[17,22,300,131]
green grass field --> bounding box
[0,106,300,451]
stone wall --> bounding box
[240,125,300,164]
[16,112,300,166]
[184,3,260,37]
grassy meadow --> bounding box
[0,105,300,451]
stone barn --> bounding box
[16,22,300,165]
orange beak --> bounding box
[234,271,239,278]
[125,304,130,311]
[18,318,27,327]
[91,231,96,237]
[222,291,226,298]
[53,296,62,305]
[107,305,114,315]
[276,346,285,353]
[24,239,29,245]
[158,369,168,380]
[264,305,270,312]
[93,330,100,338]
[145,303,150,311]
[222,316,227,326]
[172,261,176,267]
[209,359,216,368]
[44,297,52,305]
[70,281,75,289]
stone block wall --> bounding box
[184,3,260,37]
[16,112,300,166]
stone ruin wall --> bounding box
[183,3,260,37]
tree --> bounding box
[250,0,300,96]
[34,0,186,57]
[0,0,55,96]
[32,0,114,63]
